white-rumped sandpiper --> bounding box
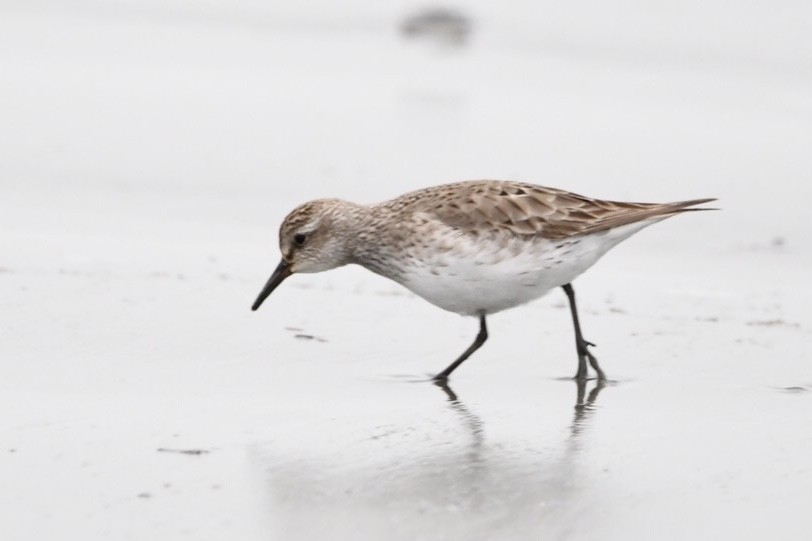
[252,180,715,381]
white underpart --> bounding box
[399,218,667,316]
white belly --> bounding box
[397,221,656,316]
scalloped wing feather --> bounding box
[389,180,715,240]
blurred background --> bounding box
[3,0,811,246]
[2,1,811,540]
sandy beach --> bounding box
[2,1,811,539]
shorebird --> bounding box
[251,180,714,381]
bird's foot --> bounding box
[576,338,596,357]
[574,338,606,382]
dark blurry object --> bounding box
[400,8,472,44]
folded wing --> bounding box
[407,180,715,240]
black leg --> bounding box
[561,283,606,381]
[433,314,488,381]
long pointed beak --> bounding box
[251,259,292,311]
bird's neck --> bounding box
[342,204,407,281]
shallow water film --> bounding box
[2,1,812,540]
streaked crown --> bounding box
[278,199,355,273]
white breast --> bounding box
[397,220,660,316]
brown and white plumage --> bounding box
[252,180,715,381]
[388,180,714,239]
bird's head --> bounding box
[251,199,355,311]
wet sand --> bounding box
[2,2,812,540]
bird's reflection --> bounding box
[433,380,484,438]
[433,379,486,465]
[434,376,606,446]
[261,376,611,541]
[572,377,607,437]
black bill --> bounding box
[251,259,292,311]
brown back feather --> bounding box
[388,180,716,240]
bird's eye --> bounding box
[293,233,307,247]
